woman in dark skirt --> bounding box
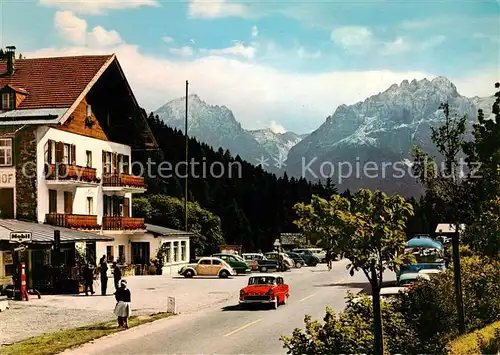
[114,280,131,328]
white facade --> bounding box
[35,127,134,224]
[95,234,190,274]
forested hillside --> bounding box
[136,113,338,252]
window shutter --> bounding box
[55,142,64,163]
[123,198,130,218]
[102,151,107,173]
[47,140,53,164]
[71,145,76,165]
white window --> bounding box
[86,151,92,168]
[86,104,92,118]
[86,197,93,215]
[2,93,11,110]
[63,144,70,164]
[0,139,12,166]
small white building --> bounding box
[96,224,191,275]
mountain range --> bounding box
[154,77,495,197]
[154,95,303,172]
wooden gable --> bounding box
[57,97,109,141]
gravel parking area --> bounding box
[0,265,331,345]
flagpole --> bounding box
[185,80,189,232]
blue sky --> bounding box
[1,0,498,133]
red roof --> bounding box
[0,55,113,109]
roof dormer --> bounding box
[0,84,29,111]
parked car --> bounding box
[286,252,306,268]
[265,252,293,270]
[239,274,289,309]
[398,272,430,287]
[291,249,320,266]
[212,253,251,274]
[293,248,326,263]
[418,268,443,278]
[396,263,446,281]
[351,286,408,304]
[241,253,281,272]
[241,253,260,271]
[178,257,236,278]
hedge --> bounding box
[447,321,500,355]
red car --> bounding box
[239,274,289,309]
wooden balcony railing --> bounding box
[46,213,100,230]
[45,164,99,183]
[102,173,146,189]
[102,216,145,230]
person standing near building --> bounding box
[83,263,95,296]
[99,255,108,295]
[112,262,122,290]
[114,279,131,328]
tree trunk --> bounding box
[452,224,465,334]
[371,267,384,355]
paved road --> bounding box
[64,259,371,355]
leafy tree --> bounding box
[294,189,414,354]
[133,195,225,258]
[462,83,500,257]
[412,102,469,333]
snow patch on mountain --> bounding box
[249,128,304,161]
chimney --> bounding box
[5,46,16,75]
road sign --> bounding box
[9,232,32,243]
[14,244,27,252]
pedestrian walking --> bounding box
[83,263,95,296]
[326,249,333,271]
[113,262,122,290]
[99,255,108,296]
[114,279,131,328]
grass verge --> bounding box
[1,312,172,355]
[447,320,500,355]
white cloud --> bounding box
[208,41,256,59]
[269,121,286,133]
[162,36,174,44]
[297,47,321,59]
[54,10,87,44]
[188,0,248,19]
[381,35,446,56]
[26,40,495,132]
[473,32,500,43]
[169,46,195,56]
[88,26,122,47]
[41,0,158,14]
[54,11,122,48]
[251,25,259,38]
[331,26,374,51]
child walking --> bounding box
[113,279,131,328]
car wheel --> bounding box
[272,297,278,309]
[260,266,267,273]
[321,258,326,263]
[219,270,229,278]
[295,261,302,268]
[184,269,194,278]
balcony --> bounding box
[102,216,146,231]
[46,213,100,230]
[102,173,146,193]
[45,164,100,185]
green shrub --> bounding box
[280,292,419,355]
[447,321,500,355]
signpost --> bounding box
[9,231,32,301]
